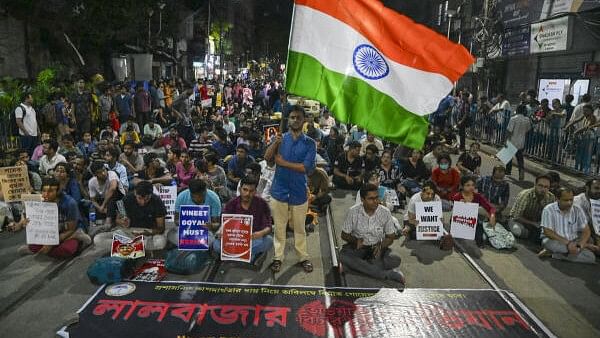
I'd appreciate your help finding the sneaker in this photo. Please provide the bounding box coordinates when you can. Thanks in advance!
[17,245,33,255]
[537,249,552,258]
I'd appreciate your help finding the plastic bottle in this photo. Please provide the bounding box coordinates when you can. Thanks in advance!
[89,204,96,226]
[171,178,177,186]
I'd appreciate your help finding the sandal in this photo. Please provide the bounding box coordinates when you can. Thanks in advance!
[270,260,282,273]
[300,260,313,273]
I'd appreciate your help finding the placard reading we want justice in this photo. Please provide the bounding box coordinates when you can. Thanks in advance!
[415,201,444,240]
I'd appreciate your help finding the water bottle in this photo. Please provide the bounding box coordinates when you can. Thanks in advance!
[171,178,177,186]
[89,204,96,226]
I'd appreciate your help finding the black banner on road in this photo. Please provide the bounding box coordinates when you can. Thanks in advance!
[64,281,551,337]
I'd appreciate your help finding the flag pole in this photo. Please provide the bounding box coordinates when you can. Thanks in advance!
[283,1,297,90]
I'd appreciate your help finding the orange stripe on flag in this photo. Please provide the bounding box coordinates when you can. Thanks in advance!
[295,0,474,82]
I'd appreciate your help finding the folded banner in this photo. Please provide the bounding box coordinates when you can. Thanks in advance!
[286,0,474,149]
[63,281,551,337]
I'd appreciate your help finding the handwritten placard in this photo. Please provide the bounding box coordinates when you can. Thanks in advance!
[496,141,518,165]
[591,199,600,235]
[24,201,59,245]
[221,214,253,263]
[0,166,31,202]
[154,185,177,223]
[415,201,444,240]
[450,201,479,240]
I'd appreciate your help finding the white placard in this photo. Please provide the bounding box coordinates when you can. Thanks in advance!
[450,201,479,240]
[530,16,570,53]
[590,199,600,236]
[496,141,518,165]
[201,98,213,108]
[415,201,444,240]
[24,201,59,245]
[153,185,177,224]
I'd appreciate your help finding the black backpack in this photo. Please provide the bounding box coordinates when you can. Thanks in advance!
[9,104,26,137]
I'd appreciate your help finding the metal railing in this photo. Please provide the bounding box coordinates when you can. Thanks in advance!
[468,110,599,176]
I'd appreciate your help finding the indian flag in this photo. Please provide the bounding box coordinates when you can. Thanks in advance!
[285,0,474,149]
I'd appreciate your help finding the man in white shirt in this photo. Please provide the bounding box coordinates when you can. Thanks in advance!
[506,104,532,180]
[38,140,67,176]
[319,109,336,136]
[540,188,596,263]
[222,114,236,135]
[568,94,591,130]
[423,142,443,173]
[143,118,163,141]
[403,180,442,240]
[360,133,384,156]
[15,93,39,156]
[88,161,126,227]
[340,184,405,285]
[574,178,600,248]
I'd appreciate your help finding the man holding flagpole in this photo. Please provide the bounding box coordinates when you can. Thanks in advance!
[265,105,316,273]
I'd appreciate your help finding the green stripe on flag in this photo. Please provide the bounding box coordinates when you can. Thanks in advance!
[286,51,429,149]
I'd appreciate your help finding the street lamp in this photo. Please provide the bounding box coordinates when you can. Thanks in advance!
[446,9,457,40]
[148,9,154,45]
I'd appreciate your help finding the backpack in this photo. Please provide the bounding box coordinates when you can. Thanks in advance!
[483,222,515,250]
[9,104,26,137]
[165,249,210,275]
[87,256,136,285]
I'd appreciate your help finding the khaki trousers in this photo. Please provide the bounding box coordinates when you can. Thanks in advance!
[271,198,309,262]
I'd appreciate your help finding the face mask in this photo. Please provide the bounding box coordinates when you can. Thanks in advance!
[440,163,449,170]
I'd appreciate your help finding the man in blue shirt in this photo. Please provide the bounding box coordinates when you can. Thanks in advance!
[227,144,255,190]
[168,178,222,246]
[266,105,316,273]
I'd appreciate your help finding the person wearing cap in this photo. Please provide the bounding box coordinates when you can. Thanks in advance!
[333,141,364,190]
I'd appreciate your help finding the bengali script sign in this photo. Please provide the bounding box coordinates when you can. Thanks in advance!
[24,201,59,245]
[221,214,253,263]
[450,202,479,240]
[0,165,31,202]
[178,205,210,250]
[415,201,444,240]
[65,281,550,338]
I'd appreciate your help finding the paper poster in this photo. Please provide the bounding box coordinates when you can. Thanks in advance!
[263,124,280,145]
[129,259,166,282]
[415,201,444,240]
[496,141,518,165]
[154,185,177,223]
[201,98,213,108]
[450,202,479,240]
[221,214,253,263]
[0,165,31,202]
[590,199,600,235]
[111,233,145,259]
[24,201,59,245]
[385,189,400,207]
[178,205,210,250]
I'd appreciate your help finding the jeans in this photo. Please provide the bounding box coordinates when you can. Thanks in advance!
[575,133,594,174]
[20,135,38,156]
[212,235,273,263]
[339,244,401,280]
[505,149,524,174]
[542,238,595,264]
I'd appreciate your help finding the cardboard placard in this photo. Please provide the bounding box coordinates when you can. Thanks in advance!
[590,199,600,235]
[24,201,59,245]
[0,165,31,202]
[111,233,145,259]
[178,205,210,250]
[263,124,280,145]
[415,201,444,240]
[153,185,177,223]
[221,214,253,263]
[450,202,479,240]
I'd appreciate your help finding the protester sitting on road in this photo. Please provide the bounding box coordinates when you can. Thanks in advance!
[166,147,181,176]
[538,187,597,263]
[423,142,443,173]
[58,134,83,157]
[119,141,144,179]
[546,171,561,201]
[197,152,231,202]
[477,165,510,223]
[332,140,364,190]
[18,177,90,258]
[378,150,402,195]
[399,149,430,206]
[363,144,381,172]
[53,162,82,205]
[169,178,222,247]
[154,126,187,150]
[574,178,600,252]
[39,139,67,177]
[451,175,497,247]
[212,176,273,264]
[509,174,555,243]
[431,153,460,202]
[175,150,197,192]
[403,180,443,240]
[104,147,129,191]
[360,133,384,156]
[457,142,482,177]
[227,143,255,191]
[88,161,126,227]
[355,171,389,207]
[132,152,173,187]
[119,124,141,146]
[119,116,141,135]
[340,183,405,285]
[308,166,332,214]
[235,162,271,202]
[76,132,97,161]
[143,118,163,141]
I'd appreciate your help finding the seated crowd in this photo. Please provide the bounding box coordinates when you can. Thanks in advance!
[2,79,599,290]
